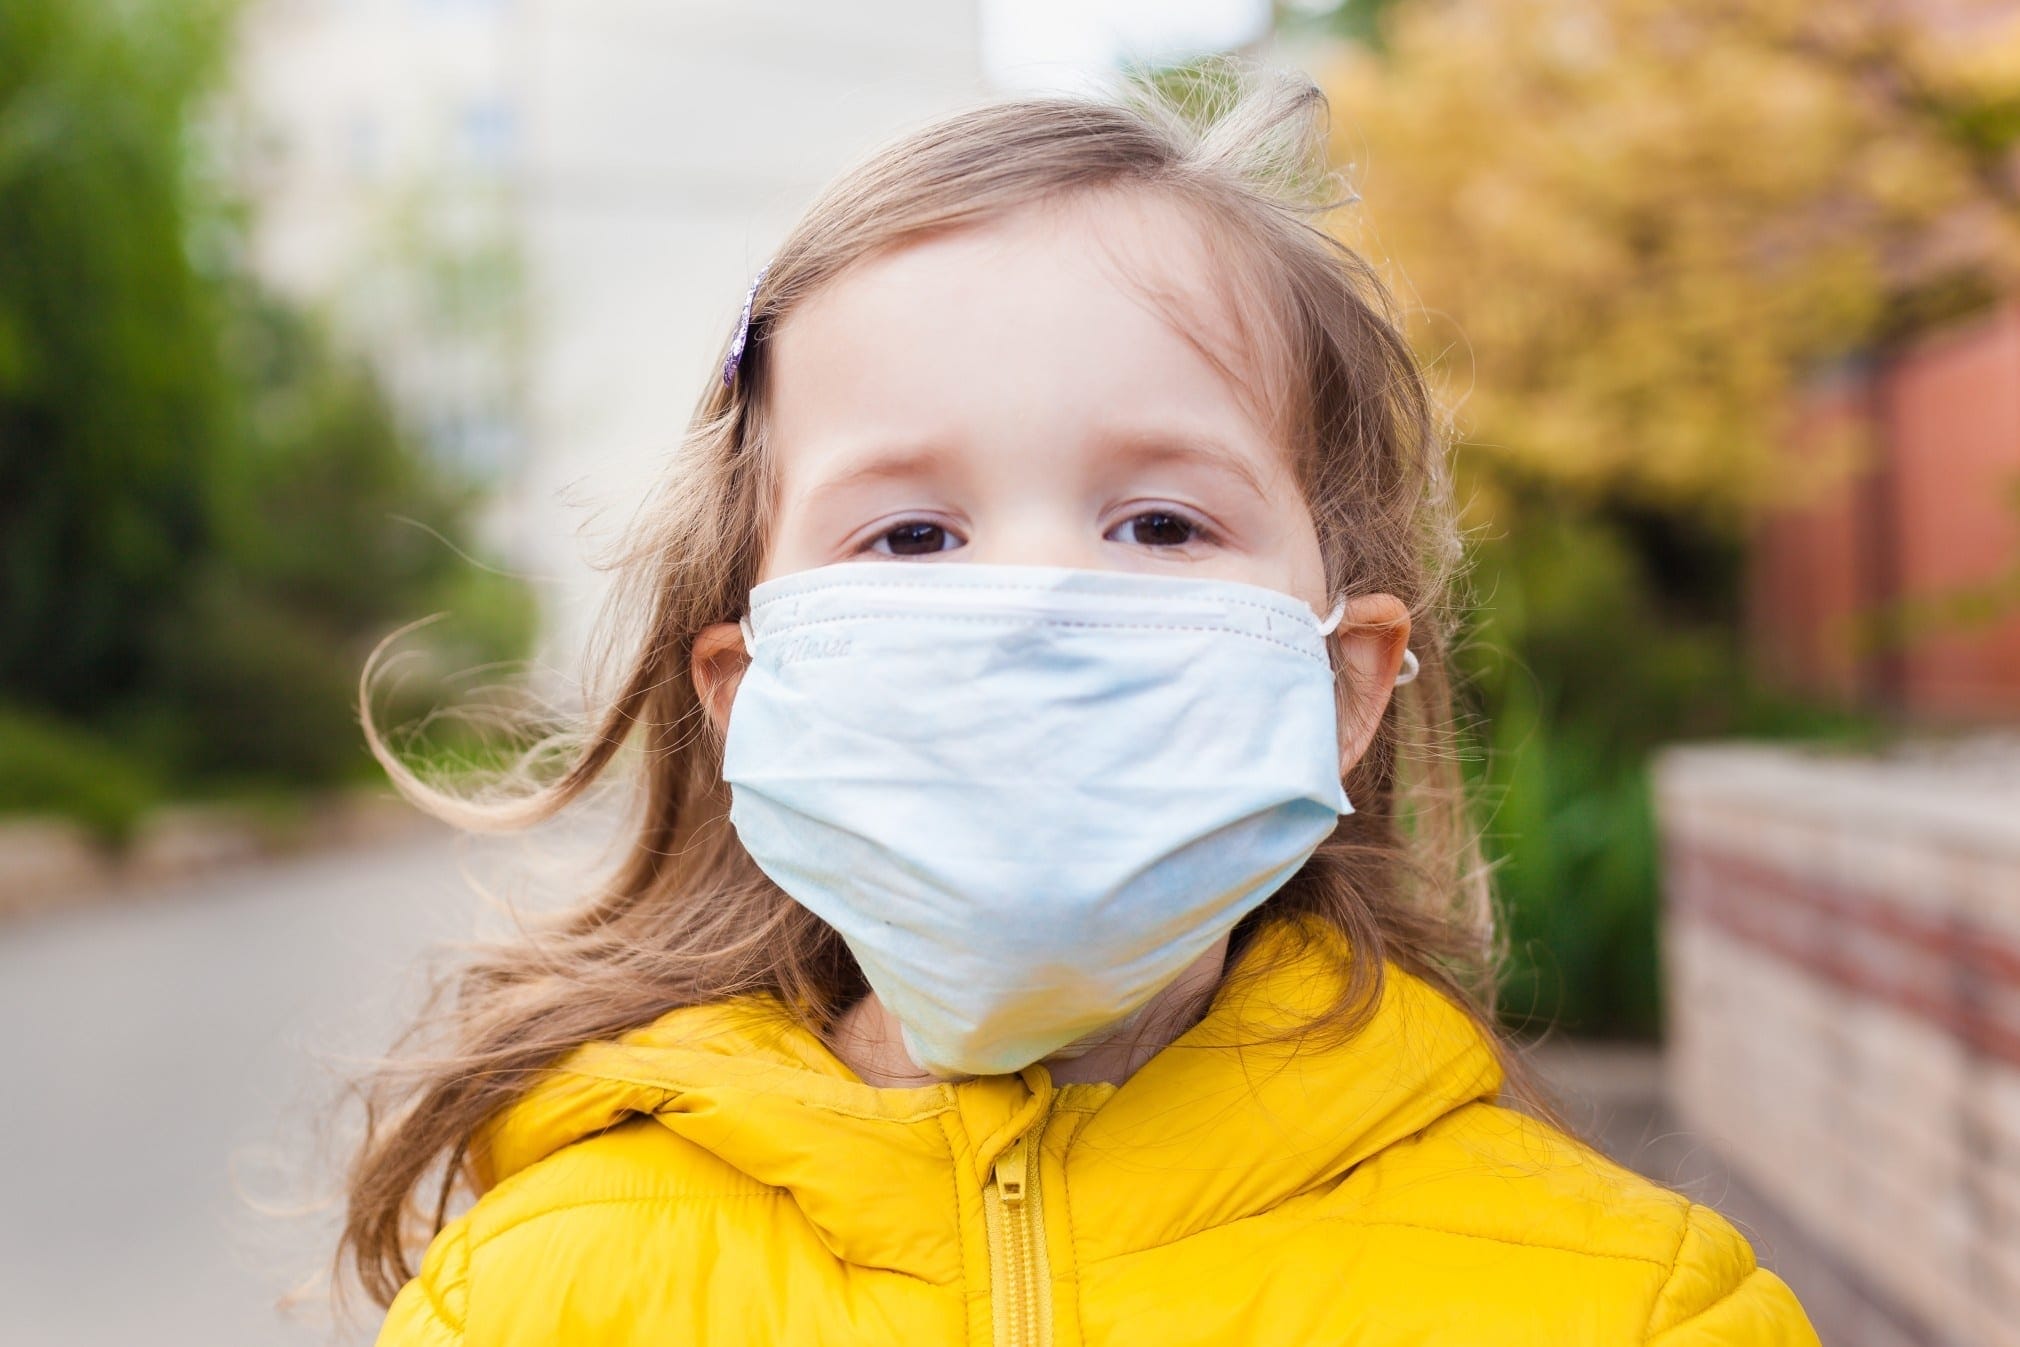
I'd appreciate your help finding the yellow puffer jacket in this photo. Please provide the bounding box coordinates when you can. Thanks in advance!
[377,916,1819,1345]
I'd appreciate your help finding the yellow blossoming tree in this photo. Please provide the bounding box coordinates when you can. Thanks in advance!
[1321,0,2020,522]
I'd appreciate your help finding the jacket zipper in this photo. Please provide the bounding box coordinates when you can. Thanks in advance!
[984,1127,1054,1347]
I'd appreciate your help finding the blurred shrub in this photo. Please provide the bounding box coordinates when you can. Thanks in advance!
[1449,501,1869,1037]
[0,706,162,844]
[1455,492,1885,1039]
[0,0,237,712]
[0,0,533,818]
[149,289,535,787]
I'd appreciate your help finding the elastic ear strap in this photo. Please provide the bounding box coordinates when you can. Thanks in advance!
[1318,601,1415,687]
[739,615,756,651]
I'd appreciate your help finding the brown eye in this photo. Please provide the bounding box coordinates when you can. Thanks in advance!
[874,521,957,556]
[1119,511,1198,547]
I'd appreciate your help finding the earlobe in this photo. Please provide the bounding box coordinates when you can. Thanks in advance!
[690,621,752,735]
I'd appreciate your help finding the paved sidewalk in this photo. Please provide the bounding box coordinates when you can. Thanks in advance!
[0,819,619,1347]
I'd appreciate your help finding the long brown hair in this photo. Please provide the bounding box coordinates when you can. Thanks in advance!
[339,66,1543,1312]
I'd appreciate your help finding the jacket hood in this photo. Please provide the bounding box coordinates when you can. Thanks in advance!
[473,914,1505,1273]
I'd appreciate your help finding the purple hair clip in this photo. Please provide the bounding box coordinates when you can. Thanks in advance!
[721,260,772,389]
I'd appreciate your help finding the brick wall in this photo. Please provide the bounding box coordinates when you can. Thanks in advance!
[1655,738,2020,1347]
[1751,300,2020,721]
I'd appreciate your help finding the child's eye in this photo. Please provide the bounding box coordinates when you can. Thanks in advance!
[1108,510,1209,548]
[869,521,962,556]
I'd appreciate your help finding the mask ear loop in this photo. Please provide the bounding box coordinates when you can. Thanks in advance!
[739,615,756,652]
[1317,597,1420,686]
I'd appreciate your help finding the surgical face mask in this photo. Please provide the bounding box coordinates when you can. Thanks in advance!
[722,562,1356,1080]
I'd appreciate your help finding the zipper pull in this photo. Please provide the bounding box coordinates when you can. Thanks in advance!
[996,1135,1029,1208]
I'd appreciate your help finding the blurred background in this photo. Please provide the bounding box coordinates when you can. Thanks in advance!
[2,1,2017,1343]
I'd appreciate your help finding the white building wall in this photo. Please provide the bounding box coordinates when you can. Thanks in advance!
[237,0,527,493]
[507,1,985,686]
[235,0,985,689]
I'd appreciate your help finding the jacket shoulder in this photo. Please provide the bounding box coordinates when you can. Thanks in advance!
[376,1119,783,1346]
[1335,1101,1819,1343]
[1644,1203,1819,1345]
[377,1213,469,1346]
[465,1113,772,1247]
[1344,1099,1709,1261]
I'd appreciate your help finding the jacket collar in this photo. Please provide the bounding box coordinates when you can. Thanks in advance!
[476,914,1504,1281]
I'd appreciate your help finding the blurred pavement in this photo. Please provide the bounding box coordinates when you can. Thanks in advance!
[0,835,1880,1347]
[0,821,619,1347]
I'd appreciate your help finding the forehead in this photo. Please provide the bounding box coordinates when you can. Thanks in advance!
[763,187,1293,446]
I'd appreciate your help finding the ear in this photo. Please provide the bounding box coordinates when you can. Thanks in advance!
[691,621,751,735]
[1329,593,1412,778]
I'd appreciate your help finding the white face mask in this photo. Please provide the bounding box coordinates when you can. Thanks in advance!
[722,562,1355,1079]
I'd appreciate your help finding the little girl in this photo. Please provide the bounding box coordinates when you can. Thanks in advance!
[343,72,1819,1346]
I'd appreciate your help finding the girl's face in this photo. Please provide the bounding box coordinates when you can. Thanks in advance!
[759,190,1329,602]
[694,189,1410,772]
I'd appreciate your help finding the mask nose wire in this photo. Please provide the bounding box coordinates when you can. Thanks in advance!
[748,594,1411,678]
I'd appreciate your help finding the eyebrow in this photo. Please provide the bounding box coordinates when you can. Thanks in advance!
[792,444,950,511]
[1098,429,1276,505]
[789,430,1278,512]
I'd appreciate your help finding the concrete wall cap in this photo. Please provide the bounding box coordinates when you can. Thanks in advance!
[1651,736,2020,862]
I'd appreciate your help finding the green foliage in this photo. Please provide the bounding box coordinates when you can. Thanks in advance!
[0,0,534,818]
[0,0,238,712]
[1277,0,1410,53]
[145,289,534,786]
[1456,492,1886,1039]
[0,705,162,843]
